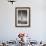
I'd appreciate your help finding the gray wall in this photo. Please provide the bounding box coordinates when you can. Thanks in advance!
[0,0,46,42]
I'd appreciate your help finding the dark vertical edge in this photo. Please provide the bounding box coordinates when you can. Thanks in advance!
[29,7,30,27]
[15,7,17,27]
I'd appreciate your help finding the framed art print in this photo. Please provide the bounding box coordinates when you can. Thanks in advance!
[15,7,30,27]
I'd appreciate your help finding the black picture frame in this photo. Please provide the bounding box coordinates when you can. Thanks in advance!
[15,7,30,27]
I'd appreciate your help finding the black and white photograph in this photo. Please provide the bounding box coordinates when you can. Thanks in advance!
[15,7,30,27]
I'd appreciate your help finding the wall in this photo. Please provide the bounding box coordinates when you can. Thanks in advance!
[0,0,46,42]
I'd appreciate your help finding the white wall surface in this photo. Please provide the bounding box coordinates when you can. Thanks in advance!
[0,0,46,42]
